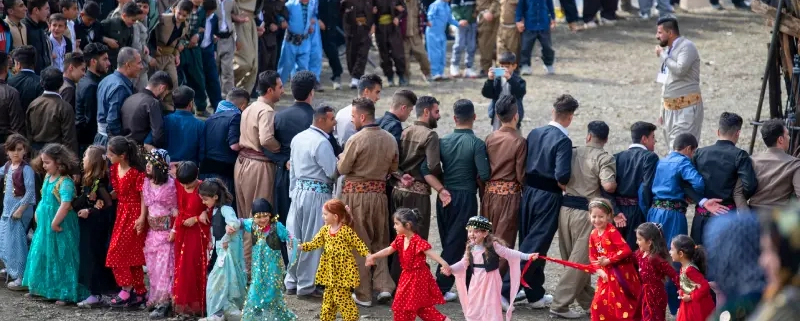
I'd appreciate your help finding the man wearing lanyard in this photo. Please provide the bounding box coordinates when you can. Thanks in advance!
[655,16,703,151]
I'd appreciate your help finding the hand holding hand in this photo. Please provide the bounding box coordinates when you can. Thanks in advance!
[483,12,493,22]
[599,257,611,267]
[440,264,452,276]
[596,269,608,280]
[135,217,146,234]
[516,21,524,33]
[78,209,90,219]
[269,23,278,32]
[393,17,399,26]
[400,174,414,187]
[281,21,288,29]
[529,253,539,261]
[681,293,691,302]
[613,213,627,228]
[257,26,266,36]
[458,20,468,27]
[199,211,210,224]
[226,225,237,234]
[439,189,452,207]
[319,20,326,31]
[168,231,175,242]
[12,208,24,220]
[365,255,375,266]
[184,216,198,227]
[95,199,105,210]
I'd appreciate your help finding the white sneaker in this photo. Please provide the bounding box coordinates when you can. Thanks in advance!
[333,81,342,90]
[376,291,392,304]
[351,293,372,307]
[549,309,583,319]
[501,296,510,311]
[639,12,652,19]
[7,278,25,291]
[350,78,359,89]
[529,294,553,309]
[600,18,616,25]
[583,21,598,29]
[449,65,461,77]
[443,291,458,302]
[520,65,533,75]
[432,74,444,81]
[544,65,555,75]
[515,289,527,300]
[464,68,478,78]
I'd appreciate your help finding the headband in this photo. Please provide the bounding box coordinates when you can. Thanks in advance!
[465,215,492,232]
[144,148,170,172]
[589,200,612,213]
[253,212,279,223]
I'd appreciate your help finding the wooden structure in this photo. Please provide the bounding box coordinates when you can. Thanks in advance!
[749,0,800,154]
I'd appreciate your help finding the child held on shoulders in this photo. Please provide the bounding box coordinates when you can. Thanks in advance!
[671,235,715,321]
[199,178,247,321]
[367,208,452,321]
[635,222,679,321]
[440,215,536,321]
[0,135,36,291]
[300,199,370,321]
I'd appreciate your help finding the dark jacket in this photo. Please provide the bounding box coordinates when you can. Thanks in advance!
[516,0,554,31]
[376,111,403,146]
[483,72,526,129]
[26,92,79,153]
[59,78,77,109]
[0,79,26,147]
[75,71,102,146]
[263,102,314,166]
[21,16,51,73]
[8,70,42,110]
[74,19,105,51]
[120,89,165,147]
[101,17,134,70]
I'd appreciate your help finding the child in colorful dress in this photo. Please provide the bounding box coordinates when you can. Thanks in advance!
[23,143,89,304]
[367,208,452,321]
[588,198,641,321]
[74,145,117,308]
[438,215,535,321]
[670,234,715,321]
[240,198,297,321]
[0,135,36,290]
[142,149,178,318]
[200,179,247,321]
[635,222,679,321]
[300,199,370,321]
[106,136,148,308]
[172,161,210,316]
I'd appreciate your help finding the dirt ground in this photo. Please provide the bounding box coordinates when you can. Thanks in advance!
[0,9,769,321]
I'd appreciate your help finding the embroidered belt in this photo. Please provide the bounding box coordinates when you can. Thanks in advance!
[378,14,394,25]
[394,180,431,195]
[652,199,688,214]
[616,197,638,207]
[662,93,702,111]
[157,46,178,56]
[286,32,309,45]
[342,180,386,194]
[696,204,735,217]
[148,216,173,231]
[238,148,273,163]
[486,180,521,195]
[355,17,368,25]
[296,179,333,194]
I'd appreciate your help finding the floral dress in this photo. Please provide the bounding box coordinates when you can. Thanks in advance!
[241,220,295,321]
[636,251,679,321]
[0,163,35,280]
[22,175,89,302]
[589,223,641,321]
[142,177,177,306]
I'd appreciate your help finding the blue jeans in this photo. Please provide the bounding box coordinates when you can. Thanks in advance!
[201,44,222,111]
[520,30,555,67]
[638,0,674,16]
[451,22,477,69]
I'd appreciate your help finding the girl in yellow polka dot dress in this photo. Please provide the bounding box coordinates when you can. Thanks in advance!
[299,199,370,321]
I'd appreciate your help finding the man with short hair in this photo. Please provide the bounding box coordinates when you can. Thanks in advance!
[656,17,703,150]
[0,51,25,162]
[73,1,103,51]
[689,112,757,245]
[22,0,51,73]
[613,121,659,251]
[749,119,800,211]
[505,94,578,309]
[235,70,282,271]
[101,2,141,71]
[76,42,110,151]
[377,89,416,144]
[59,52,86,109]
[4,0,28,50]
[433,99,490,302]
[338,97,398,307]
[8,45,42,109]
[120,70,173,147]
[26,67,78,152]
[153,0,191,112]
[284,105,338,299]
[199,87,251,210]
[550,121,616,319]
[164,86,204,165]
[95,47,142,146]
[334,73,382,147]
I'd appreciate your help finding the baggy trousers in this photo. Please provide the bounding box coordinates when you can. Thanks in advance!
[217,36,236,97]
[496,25,521,63]
[180,47,208,112]
[320,286,360,321]
[321,27,344,81]
[277,37,311,85]
[478,18,499,72]
[342,190,395,301]
[481,186,520,276]
[425,27,447,77]
[233,16,258,93]
[346,26,372,78]
[284,188,329,295]
[662,102,703,152]
[201,43,222,110]
[550,206,595,313]
[435,189,478,294]
[502,186,561,301]
[583,0,618,22]
[375,23,406,79]
[154,54,178,111]
[617,203,647,251]
[403,35,431,77]
[308,23,324,81]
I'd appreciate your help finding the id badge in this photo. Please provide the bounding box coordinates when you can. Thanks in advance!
[656,72,667,84]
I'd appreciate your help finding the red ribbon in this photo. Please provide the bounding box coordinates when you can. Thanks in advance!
[520,256,598,288]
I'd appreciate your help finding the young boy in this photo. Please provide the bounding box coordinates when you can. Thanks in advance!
[483,52,526,131]
[74,1,103,51]
[425,0,459,80]
[133,0,156,91]
[450,0,477,78]
[101,2,142,70]
[515,0,555,75]
[58,0,78,51]
[155,0,191,112]
[48,13,73,71]
[59,52,86,108]
[277,0,315,85]
[199,0,221,110]
[178,0,209,116]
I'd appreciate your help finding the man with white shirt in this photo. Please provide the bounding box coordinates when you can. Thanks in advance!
[655,17,703,150]
[502,94,579,311]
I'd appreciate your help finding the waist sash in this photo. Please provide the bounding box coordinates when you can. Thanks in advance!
[343,180,386,194]
[148,216,172,231]
[652,199,688,214]
[393,180,431,195]
[524,174,562,194]
[296,179,333,194]
[486,180,521,195]
[662,93,702,110]
[616,196,638,207]
[238,148,273,163]
[562,195,589,211]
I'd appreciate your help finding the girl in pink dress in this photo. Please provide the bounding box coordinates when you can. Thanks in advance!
[444,215,537,321]
[366,208,452,321]
[142,149,178,318]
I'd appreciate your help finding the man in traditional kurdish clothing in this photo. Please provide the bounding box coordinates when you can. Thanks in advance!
[613,121,659,251]
[503,94,578,309]
[234,70,283,272]
[476,0,499,76]
[401,0,431,83]
[549,121,616,319]
[482,94,525,280]
[337,97,398,307]
[233,0,262,93]
[689,112,756,245]
[432,99,490,302]
[341,0,374,89]
[284,105,338,299]
[749,120,800,211]
[374,0,406,86]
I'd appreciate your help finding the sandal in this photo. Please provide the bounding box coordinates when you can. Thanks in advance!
[77,295,104,309]
[109,290,132,308]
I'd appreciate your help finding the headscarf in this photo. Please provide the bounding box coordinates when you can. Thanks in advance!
[216,100,240,114]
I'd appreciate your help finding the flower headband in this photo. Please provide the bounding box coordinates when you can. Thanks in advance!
[589,200,612,213]
[254,212,279,223]
[145,149,170,172]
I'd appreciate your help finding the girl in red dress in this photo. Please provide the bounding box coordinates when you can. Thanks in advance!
[588,198,641,321]
[105,137,148,308]
[366,208,452,321]
[172,162,210,316]
[670,235,715,321]
[635,222,679,321]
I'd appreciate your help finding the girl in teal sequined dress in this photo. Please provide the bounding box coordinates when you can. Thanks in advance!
[240,198,297,321]
[22,144,89,304]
